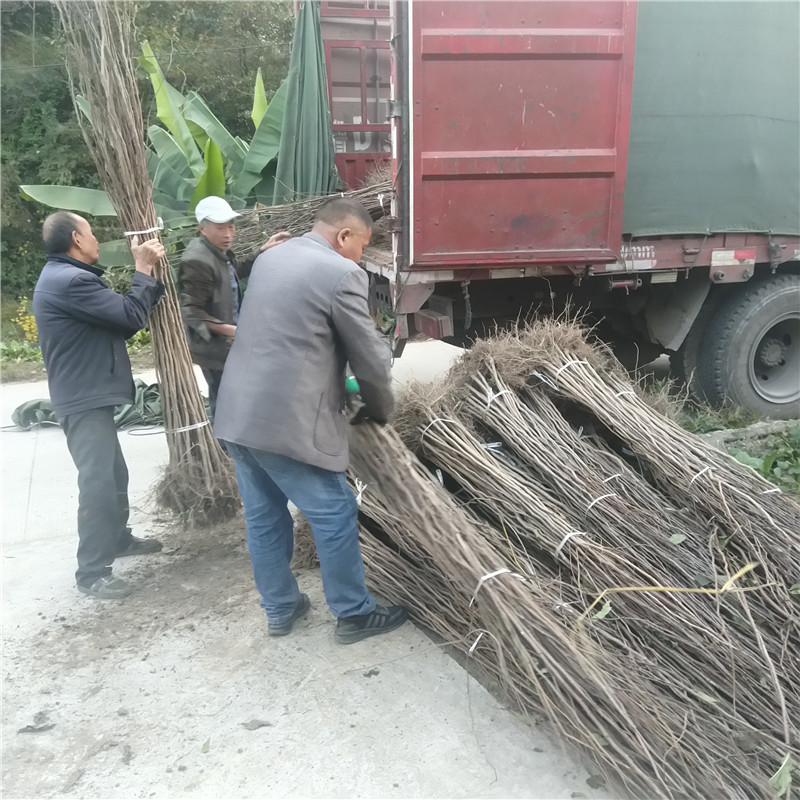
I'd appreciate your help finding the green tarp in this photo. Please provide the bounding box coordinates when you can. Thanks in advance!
[623,1,800,237]
[272,0,341,204]
[9,380,204,430]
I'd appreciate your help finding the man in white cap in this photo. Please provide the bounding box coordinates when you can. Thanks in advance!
[178,196,290,417]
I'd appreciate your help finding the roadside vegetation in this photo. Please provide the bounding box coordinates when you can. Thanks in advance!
[648,375,800,495]
[1,0,293,380]
[2,0,294,297]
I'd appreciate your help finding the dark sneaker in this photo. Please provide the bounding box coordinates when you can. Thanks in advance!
[268,594,311,637]
[335,604,408,644]
[77,575,132,600]
[116,536,163,557]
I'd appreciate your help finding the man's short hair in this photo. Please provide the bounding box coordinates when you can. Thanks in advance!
[314,197,373,231]
[42,211,82,254]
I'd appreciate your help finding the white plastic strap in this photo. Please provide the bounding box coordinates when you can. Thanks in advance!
[468,632,485,654]
[689,466,711,487]
[354,479,368,506]
[420,417,456,444]
[614,390,635,398]
[554,359,588,378]
[553,600,580,611]
[486,388,513,408]
[587,493,617,512]
[434,469,444,486]
[530,371,558,390]
[124,218,164,236]
[469,568,525,607]
[377,193,386,212]
[761,487,781,494]
[482,442,504,451]
[602,473,622,483]
[554,531,587,561]
[170,420,210,434]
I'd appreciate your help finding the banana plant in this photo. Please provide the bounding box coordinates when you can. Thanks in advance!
[20,45,288,264]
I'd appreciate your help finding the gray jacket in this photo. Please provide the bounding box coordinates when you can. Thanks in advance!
[213,232,393,472]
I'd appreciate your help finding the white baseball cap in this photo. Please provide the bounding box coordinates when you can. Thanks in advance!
[195,196,242,224]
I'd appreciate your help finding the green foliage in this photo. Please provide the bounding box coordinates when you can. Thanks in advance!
[133,2,294,138]
[189,139,226,212]
[138,40,206,179]
[251,68,268,130]
[127,328,152,352]
[20,185,117,216]
[0,340,42,363]
[732,425,800,495]
[100,265,135,294]
[680,403,759,434]
[10,37,293,263]
[1,0,293,299]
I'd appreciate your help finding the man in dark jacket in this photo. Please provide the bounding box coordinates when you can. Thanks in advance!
[33,211,166,600]
[177,196,289,417]
[215,198,408,644]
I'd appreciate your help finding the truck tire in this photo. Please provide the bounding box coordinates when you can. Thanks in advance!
[699,274,800,419]
[671,286,732,399]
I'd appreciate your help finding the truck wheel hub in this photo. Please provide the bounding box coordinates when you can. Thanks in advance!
[756,337,787,368]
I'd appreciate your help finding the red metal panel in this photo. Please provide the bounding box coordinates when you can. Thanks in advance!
[335,153,390,189]
[407,1,637,270]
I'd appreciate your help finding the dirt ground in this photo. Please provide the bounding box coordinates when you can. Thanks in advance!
[3,512,609,800]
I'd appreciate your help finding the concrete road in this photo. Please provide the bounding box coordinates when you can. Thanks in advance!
[1,341,609,799]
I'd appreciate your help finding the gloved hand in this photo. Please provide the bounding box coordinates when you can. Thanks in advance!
[350,405,388,426]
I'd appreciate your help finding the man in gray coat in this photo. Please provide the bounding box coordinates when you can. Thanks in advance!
[214,197,407,643]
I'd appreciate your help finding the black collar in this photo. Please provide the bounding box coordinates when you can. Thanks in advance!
[47,253,103,277]
[198,235,234,261]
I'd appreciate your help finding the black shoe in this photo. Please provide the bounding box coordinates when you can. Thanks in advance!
[335,604,408,644]
[116,536,163,558]
[268,594,311,637]
[77,575,132,599]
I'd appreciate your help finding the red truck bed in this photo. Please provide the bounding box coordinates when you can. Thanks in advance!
[403,1,636,270]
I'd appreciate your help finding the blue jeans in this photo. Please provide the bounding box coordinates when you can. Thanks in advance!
[223,442,376,624]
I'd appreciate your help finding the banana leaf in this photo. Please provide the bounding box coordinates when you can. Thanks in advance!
[251,68,268,130]
[145,149,195,204]
[186,119,209,153]
[253,161,278,207]
[183,91,247,175]
[75,95,93,125]
[189,139,226,212]
[98,239,135,267]
[138,41,204,178]
[147,126,195,180]
[150,191,194,227]
[20,185,116,216]
[230,79,288,200]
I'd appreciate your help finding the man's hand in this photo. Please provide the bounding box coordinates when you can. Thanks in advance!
[207,322,236,338]
[130,235,165,276]
[259,231,292,252]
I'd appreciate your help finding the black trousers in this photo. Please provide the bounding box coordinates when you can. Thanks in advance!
[201,367,223,420]
[61,407,132,586]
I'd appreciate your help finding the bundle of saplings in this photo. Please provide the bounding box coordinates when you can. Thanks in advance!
[344,320,799,799]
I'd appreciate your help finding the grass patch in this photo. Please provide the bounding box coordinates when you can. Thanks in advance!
[638,377,799,495]
[679,403,760,434]
[729,424,800,495]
